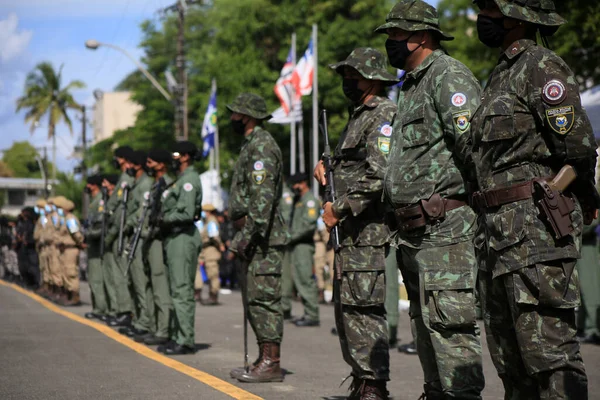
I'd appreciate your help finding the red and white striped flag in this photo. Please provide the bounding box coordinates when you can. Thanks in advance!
[274,47,296,115]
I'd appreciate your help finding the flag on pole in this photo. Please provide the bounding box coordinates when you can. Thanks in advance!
[292,39,314,98]
[274,47,296,115]
[269,101,303,124]
[201,83,218,157]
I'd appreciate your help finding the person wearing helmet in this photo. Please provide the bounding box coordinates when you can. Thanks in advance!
[314,47,398,399]
[471,1,596,398]
[227,93,289,383]
[377,1,485,398]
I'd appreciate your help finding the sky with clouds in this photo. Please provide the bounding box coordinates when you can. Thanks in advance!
[0,0,438,174]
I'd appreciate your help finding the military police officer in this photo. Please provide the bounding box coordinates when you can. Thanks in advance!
[227,93,288,383]
[471,0,597,397]
[158,141,202,355]
[378,1,485,398]
[315,47,398,399]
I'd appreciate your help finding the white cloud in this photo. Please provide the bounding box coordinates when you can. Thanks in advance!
[0,13,32,63]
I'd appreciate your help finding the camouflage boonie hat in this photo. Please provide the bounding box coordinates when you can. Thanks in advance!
[493,0,566,27]
[375,0,454,41]
[226,93,271,120]
[329,48,399,86]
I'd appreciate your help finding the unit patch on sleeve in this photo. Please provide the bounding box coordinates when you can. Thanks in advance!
[254,161,264,171]
[542,79,567,105]
[452,110,471,133]
[546,105,574,135]
[183,183,193,192]
[66,218,80,234]
[379,124,393,137]
[378,137,391,154]
[451,93,467,107]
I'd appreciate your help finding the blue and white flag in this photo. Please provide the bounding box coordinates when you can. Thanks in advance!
[201,82,218,157]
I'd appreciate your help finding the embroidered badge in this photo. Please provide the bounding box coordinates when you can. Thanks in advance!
[452,110,471,132]
[143,191,150,200]
[254,161,264,171]
[252,171,266,184]
[378,137,391,154]
[308,208,317,218]
[117,189,123,198]
[121,181,128,189]
[162,190,169,199]
[183,183,193,192]
[546,105,574,135]
[380,124,393,137]
[451,93,467,107]
[307,200,316,208]
[542,79,567,105]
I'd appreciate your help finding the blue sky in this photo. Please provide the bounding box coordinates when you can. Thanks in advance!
[0,0,438,172]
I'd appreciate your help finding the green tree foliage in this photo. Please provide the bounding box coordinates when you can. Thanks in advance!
[90,0,397,179]
[0,161,13,178]
[1,141,54,179]
[54,172,86,219]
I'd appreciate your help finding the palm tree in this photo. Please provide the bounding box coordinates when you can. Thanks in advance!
[16,62,85,192]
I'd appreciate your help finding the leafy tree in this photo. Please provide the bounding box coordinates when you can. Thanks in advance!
[16,62,85,185]
[0,161,13,178]
[54,172,86,219]
[1,141,55,179]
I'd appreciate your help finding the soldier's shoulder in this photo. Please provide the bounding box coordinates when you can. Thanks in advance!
[252,127,282,157]
[435,54,478,82]
[372,96,397,114]
[523,45,572,81]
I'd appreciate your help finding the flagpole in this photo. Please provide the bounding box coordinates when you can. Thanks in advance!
[299,110,305,173]
[213,78,220,179]
[290,32,297,175]
[311,24,319,197]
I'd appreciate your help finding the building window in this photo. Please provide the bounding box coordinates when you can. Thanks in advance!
[7,190,25,206]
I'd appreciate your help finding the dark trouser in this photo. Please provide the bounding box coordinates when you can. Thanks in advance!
[18,247,39,287]
[479,261,588,400]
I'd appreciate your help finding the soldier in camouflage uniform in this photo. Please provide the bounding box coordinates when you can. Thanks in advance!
[377,1,485,398]
[280,182,295,319]
[227,93,288,383]
[471,1,597,398]
[315,48,398,400]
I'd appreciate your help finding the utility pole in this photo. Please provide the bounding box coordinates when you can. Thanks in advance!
[42,147,49,198]
[81,105,89,219]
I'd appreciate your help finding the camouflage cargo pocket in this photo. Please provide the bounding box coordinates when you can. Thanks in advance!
[340,271,385,306]
[487,201,526,252]
[511,260,580,309]
[251,250,283,276]
[424,268,477,329]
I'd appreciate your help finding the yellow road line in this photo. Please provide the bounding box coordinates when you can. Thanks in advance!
[0,280,262,400]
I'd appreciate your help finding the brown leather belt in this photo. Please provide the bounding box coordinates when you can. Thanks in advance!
[472,179,547,209]
[394,195,467,231]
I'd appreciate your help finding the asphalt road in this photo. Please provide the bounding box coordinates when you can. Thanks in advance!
[1,281,599,400]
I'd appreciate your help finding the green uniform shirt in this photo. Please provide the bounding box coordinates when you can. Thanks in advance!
[229,126,288,247]
[142,174,173,239]
[280,184,294,227]
[384,49,481,248]
[161,166,202,229]
[125,172,154,234]
[106,172,134,245]
[86,192,104,242]
[289,190,319,246]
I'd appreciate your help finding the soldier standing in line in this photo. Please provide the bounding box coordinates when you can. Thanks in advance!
[287,173,320,327]
[227,93,288,383]
[157,141,202,355]
[377,1,485,398]
[313,213,328,304]
[34,199,50,296]
[100,174,120,320]
[280,181,296,320]
[46,197,64,302]
[84,175,110,320]
[314,48,398,399]
[104,146,135,328]
[471,0,597,397]
[120,150,154,338]
[136,149,173,346]
[196,203,224,306]
[53,196,84,306]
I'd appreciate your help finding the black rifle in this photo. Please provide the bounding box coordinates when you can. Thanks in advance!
[99,187,108,258]
[321,110,341,258]
[117,184,129,255]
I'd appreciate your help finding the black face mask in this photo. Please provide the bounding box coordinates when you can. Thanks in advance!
[385,35,418,69]
[292,187,302,197]
[126,167,137,177]
[477,15,507,48]
[231,119,246,135]
[342,79,364,103]
[112,158,121,170]
[171,158,182,172]
[84,187,92,195]
[147,168,156,177]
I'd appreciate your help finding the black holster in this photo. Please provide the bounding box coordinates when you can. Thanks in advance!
[532,179,575,239]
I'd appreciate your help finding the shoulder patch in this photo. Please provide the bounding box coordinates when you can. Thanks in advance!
[66,218,80,234]
[253,161,264,171]
[546,106,574,135]
[183,183,193,192]
[143,191,150,200]
[379,124,393,137]
[542,79,567,105]
[451,93,467,107]
[162,190,169,199]
[378,137,391,154]
[452,110,471,132]
[307,200,316,208]
[308,208,317,218]
[252,170,266,185]
[121,181,128,189]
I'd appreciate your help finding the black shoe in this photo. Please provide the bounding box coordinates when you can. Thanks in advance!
[85,312,102,320]
[134,332,154,343]
[283,310,292,320]
[157,340,176,353]
[398,341,417,354]
[291,315,306,324]
[108,313,132,327]
[581,333,600,345]
[294,318,320,327]
[165,343,195,355]
[331,327,338,336]
[118,327,133,336]
[145,335,169,346]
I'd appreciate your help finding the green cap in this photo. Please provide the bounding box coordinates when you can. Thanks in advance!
[226,93,271,120]
[329,47,399,86]
[493,0,566,30]
[375,0,454,40]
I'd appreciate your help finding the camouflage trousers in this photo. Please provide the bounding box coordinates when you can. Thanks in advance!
[479,260,588,400]
[335,245,389,381]
[247,249,284,343]
[397,240,484,399]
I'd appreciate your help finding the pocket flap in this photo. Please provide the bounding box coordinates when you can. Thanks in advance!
[424,268,475,291]
[482,95,516,142]
[401,105,428,148]
[488,202,526,252]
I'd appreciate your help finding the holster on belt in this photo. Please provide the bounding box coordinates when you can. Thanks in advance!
[394,194,465,232]
[532,179,575,239]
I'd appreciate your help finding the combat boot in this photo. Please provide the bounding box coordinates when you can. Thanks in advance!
[348,378,389,400]
[318,289,326,304]
[236,342,284,383]
[63,291,81,306]
[54,287,67,304]
[202,292,219,306]
[35,283,49,297]
[230,343,263,379]
[194,289,202,302]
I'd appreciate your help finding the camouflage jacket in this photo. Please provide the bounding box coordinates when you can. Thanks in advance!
[289,190,319,246]
[384,49,480,248]
[332,95,395,247]
[471,39,597,276]
[229,126,288,249]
